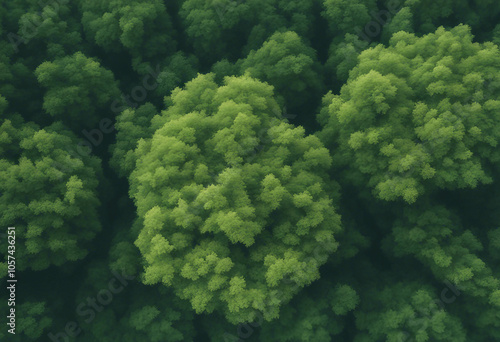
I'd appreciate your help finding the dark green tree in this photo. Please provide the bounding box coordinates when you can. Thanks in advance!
[79,0,177,69]
[240,31,324,111]
[179,0,318,64]
[73,261,196,342]
[35,52,120,130]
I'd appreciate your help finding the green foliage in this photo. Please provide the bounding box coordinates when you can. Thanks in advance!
[319,25,500,203]
[16,302,53,340]
[325,33,371,84]
[494,24,500,46]
[35,52,120,129]
[0,301,53,341]
[381,6,414,43]
[240,31,323,108]
[322,0,376,34]
[129,74,341,324]
[0,114,102,272]
[354,281,467,342]
[259,282,358,341]
[179,0,317,63]
[110,103,158,178]
[381,203,500,335]
[393,0,500,40]
[154,52,199,98]
[74,261,196,342]
[79,0,176,65]
[2,0,500,340]
[211,59,240,84]
[16,1,84,59]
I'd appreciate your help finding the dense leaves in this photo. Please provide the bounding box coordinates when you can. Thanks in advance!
[319,25,500,203]
[0,114,102,273]
[127,74,341,324]
[79,0,176,69]
[2,1,500,341]
[240,31,323,109]
[35,52,120,129]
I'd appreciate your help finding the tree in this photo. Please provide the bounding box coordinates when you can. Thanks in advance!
[324,33,371,86]
[494,24,500,46]
[258,282,358,341]
[15,1,85,60]
[240,31,324,111]
[78,0,176,68]
[385,0,500,42]
[320,0,381,90]
[35,52,120,130]
[153,52,199,99]
[354,279,467,341]
[0,113,102,272]
[74,261,196,342]
[179,0,317,64]
[322,0,500,90]
[126,74,342,324]
[318,25,500,203]
[382,203,500,339]
[2,1,500,340]
[0,300,54,341]
[110,102,158,178]
[322,0,376,35]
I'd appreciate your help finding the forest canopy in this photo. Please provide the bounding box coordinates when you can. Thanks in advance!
[1,0,500,341]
